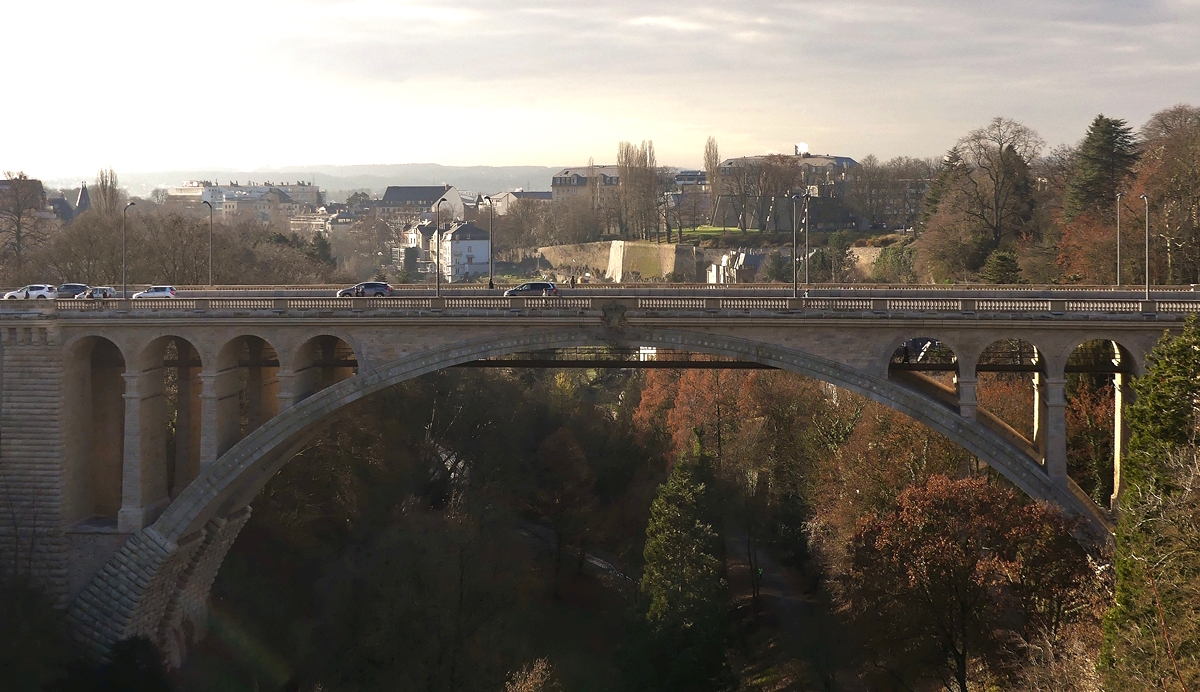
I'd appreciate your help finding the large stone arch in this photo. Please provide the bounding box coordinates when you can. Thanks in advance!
[69,324,1113,659]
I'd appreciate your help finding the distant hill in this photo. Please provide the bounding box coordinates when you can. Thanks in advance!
[46,163,559,202]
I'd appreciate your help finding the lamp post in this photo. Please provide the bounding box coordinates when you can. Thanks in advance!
[803,190,811,285]
[1141,193,1150,300]
[122,201,135,299]
[435,198,450,297]
[483,195,495,290]
[201,200,214,287]
[1115,192,1123,287]
[790,193,800,298]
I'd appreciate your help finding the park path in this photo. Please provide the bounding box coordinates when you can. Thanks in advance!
[725,529,866,692]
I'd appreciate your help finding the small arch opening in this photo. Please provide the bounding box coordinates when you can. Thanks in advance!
[293,335,358,402]
[216,336,282,458]
[1065,339,1135,507]
[974,338,1044,441]
[140,336,204,499]
[64,337,126,525]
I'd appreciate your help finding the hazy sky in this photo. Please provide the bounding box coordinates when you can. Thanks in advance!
[5,0,1199,178]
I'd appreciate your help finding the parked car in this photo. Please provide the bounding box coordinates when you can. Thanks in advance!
[131,286,177,299]
[56,283,89,298]
[77,286,116,300]
[4,284,57,299]
[337,282,394,297]
[503,282,559,297]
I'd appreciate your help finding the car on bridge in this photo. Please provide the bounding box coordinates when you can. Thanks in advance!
[504,281,560,297]
[4,284,58,299]
[76,286,116,299]
[56,283,90,298]
[337,282,394,297]
[131,286,178,299]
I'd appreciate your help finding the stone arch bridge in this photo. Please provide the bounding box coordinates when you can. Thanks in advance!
[0,292,1192,663]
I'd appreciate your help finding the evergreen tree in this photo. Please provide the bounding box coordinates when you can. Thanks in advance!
[1102,316,1200,690]
[979,249,1022,284]
[1063,115,1139,222]
[638,446,730,690]
[920,147,963,227]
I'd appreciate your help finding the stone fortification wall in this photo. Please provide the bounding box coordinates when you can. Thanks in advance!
[538,241,699,282]
[537,242,612,276]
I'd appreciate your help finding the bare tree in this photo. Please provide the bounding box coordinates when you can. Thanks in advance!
[955,117,1044,245]
[758,155,800,231]
[704,136,721,223]
[617,140,660,240]
[93,167,124,217]
[721,158,760,233]
[0,172,47,277]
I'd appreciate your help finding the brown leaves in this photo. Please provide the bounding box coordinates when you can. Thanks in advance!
[843,475,1096,690]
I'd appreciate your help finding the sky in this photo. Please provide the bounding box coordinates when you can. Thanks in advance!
[4,0,1199,179]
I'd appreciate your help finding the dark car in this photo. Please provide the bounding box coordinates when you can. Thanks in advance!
[337,281,394,297]
[503,282,559,297]
[56,283,89,298]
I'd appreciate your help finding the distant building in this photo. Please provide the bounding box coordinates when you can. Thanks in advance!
[220,188,303,224]
[438,221,490,283]
[674,170,707,188]
[0,176,58,227]
[165,180,320,220]
[717,153,857,200]
[715,152,859,231]
[486,190,552,216]
[551,166,620,203]
[706,249,770,284]
[374,185,453,215]
[75,183,91,215]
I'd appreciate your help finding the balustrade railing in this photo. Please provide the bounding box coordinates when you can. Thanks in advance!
[9,295,1200,317]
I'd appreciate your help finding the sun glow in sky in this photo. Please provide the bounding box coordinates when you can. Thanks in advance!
[5,0,1199,178]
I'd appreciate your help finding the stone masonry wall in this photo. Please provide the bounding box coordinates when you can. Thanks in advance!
[0,322,69,602]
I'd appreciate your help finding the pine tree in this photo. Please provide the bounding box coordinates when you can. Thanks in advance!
[979,249,1022,284]
[639,447,730,690]
[1063,115,1139,222]
[1102,315,1200,690]
[920,147,963,227]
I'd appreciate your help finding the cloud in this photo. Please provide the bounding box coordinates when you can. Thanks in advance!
[626,15,709,32]
[2,0,1198,177]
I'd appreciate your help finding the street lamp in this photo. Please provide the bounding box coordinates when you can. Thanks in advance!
[483,195,495,290]
[802,190,811,285]
[1114,192,1123,287]
[122,201,135,299]
[790,193,801,298]
[1140,193,1150,300]
[435,198,450,297]
[201,200,214,287]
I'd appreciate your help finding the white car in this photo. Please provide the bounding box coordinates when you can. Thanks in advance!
[131,286,178,299]
[76,286,117,300]
[4,284,58,299]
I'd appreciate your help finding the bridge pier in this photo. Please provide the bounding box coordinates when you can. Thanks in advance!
[117,371,169,532]
[198,373,219,470]
[955,374,978,419]
[1112,372,1132,509]
[1033,374,1069,485]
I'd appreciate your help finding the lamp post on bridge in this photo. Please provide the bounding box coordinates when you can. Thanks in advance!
[482,195,495,290]
[122,201,135,299]
[790,193,800,297]
[1115,192,1122,286]
[1141,193,1150,300]
[201,200,214,287]
[435,198,450,297]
